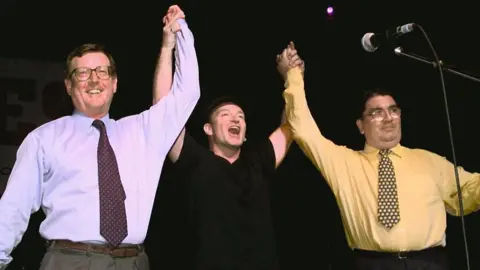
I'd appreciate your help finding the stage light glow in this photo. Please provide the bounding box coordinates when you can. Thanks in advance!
[326,6,334,15]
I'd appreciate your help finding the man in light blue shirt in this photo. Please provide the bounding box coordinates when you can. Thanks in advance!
[0,6,199,270]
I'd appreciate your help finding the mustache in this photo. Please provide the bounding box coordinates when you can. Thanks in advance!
[87,80,101,87]
[86,82,103,91]
[382,124,396,129]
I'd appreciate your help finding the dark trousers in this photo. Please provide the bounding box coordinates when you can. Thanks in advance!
[39,242,150,270]
[353,247,449,270]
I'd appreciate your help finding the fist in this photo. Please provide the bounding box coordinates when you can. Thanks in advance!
[162,5,186,49]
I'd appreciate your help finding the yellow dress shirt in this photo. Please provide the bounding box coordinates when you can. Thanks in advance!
[283,67,480,252]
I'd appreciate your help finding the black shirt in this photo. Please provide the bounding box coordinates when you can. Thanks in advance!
[175,133,278,270]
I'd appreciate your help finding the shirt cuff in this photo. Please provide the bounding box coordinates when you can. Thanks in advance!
[284,67,303,88]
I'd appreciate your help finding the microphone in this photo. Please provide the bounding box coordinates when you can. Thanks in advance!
[361,23,415,52]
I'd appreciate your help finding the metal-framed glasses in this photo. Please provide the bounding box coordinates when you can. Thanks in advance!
[364,105,402,121]
[70,66,113,81]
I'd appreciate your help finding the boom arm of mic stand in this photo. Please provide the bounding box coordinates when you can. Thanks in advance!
[394,47,480,83]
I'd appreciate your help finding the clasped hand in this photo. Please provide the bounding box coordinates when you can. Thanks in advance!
[276,41,305,79]
[162,5,185,50]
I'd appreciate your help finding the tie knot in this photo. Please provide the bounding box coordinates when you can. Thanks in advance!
[92,119,106,132]
[379,149,391,157]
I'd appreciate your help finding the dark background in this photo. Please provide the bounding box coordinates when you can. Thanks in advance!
[1,0,480,269]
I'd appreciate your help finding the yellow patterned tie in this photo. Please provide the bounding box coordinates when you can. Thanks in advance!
[377,149,400,230]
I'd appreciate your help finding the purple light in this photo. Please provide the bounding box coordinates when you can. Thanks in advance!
[327,6,334,15]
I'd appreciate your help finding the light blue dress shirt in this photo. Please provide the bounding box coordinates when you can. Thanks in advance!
[0,19,200,267]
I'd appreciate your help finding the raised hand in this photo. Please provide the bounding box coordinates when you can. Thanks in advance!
[161,5,186,49]
[276,41,305,79]
[287,42,304,74]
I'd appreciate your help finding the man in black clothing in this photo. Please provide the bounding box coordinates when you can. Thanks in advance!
[153,32,303,269]
[177,96,285,269]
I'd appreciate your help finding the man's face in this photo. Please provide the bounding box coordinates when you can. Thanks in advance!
[356,95,402,149]
[64,52,117,118]
[204,103,247,149]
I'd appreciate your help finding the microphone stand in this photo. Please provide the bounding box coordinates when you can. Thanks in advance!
[393,47,480,83]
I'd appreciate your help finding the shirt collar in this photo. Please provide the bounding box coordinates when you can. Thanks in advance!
[362,143,404,159]
[72,110,111,130]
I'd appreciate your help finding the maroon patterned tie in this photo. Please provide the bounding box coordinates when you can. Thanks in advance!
[92,119,128,246]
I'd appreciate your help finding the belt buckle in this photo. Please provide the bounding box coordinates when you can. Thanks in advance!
[110,246,129,258]
[45,240,52,248]
[396,251,407,259]
[106,245,119,257]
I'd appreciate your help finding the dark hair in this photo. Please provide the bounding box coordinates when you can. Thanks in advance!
[359,88,396,119]
[205,96,245,123]
[65,43,117,78]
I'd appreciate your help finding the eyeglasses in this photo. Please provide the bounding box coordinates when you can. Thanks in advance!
[69,66,114,81]
[364,106,402,121]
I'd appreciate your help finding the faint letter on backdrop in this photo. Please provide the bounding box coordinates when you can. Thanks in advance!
[0,58,68,197]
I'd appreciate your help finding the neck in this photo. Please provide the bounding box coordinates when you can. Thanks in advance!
[84,112,107,119]
[90,113,107,119]
[76,108,108,119]
[211,143,241,164]
[367,142,399,150]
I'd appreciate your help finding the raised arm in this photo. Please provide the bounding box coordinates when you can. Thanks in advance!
[140,10,200,159]
[0,133,43,269]
[152,5,187,162]
[268,108,291,168]
[153,5,184,103]
[282,49,355,193]
[268,42,304,168]
[152,47,175,103]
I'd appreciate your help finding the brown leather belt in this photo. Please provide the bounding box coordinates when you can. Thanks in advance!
[51,240,144,257]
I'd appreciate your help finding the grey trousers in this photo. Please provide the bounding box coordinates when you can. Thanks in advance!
[39,244,150,270]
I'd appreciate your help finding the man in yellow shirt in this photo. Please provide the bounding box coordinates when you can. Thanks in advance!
[282,44,480,270]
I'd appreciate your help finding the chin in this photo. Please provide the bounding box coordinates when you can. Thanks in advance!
[227,140,243,148]
[379,138,400,149]
[86,102,107,110]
